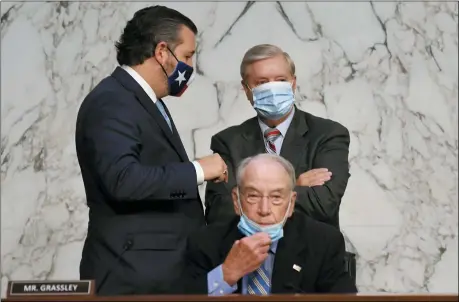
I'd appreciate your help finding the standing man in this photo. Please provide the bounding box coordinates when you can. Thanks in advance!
[206,44,350,228]
[75,6,227,295]
[204,43,354,281]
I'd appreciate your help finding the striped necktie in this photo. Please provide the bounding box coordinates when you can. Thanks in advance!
[263,128,281,154]
[247,265,271,295]
[156,100,173,132]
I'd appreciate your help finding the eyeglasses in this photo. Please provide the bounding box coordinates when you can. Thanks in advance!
[241,192,288,206]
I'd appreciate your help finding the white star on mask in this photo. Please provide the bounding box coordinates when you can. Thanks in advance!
[175,70,186,86]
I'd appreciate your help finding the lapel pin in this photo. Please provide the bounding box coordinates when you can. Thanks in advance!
[293,264,302,272]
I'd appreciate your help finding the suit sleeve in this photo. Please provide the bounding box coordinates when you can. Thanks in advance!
[82,92,197,202]
[180,233,214,294]
[294,124,350,226]
[316,229,357,293]
[204,134,238,224]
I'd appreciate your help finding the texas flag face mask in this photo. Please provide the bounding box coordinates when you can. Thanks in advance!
[162,48,195,97]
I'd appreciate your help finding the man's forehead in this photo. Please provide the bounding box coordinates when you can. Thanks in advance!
[246,56,291,79]
[245,158,286,173]
[176,26,196,47]
[241,184,288,192]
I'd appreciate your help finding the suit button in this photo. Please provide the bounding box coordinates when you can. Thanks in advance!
[123,239,133,250]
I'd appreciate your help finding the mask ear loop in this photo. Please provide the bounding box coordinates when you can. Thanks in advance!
[166,45,180,62]
[236,189,244,216]
[153,44,179,77]
[274,193,293,227]
[281,196,293,226]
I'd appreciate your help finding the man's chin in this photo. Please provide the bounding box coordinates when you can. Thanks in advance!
[257,222,276,227]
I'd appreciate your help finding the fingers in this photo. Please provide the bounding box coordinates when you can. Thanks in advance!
[246,233,271,250]
[222,165,228,183]
[210,154,228,183]
[257,244,270,254]
[251,232,271,242]
[311,168,329,173]
[298,168,332,186]
[212,169,228,183]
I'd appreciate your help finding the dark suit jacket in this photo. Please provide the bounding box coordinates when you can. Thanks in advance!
[75,67,205,295]
[205,108,350,228]
[184,212,357,294]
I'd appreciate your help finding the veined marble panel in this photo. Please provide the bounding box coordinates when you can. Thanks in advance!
[1,1,457,297]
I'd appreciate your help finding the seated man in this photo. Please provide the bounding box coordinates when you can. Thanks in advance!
[184,154,357,295]
[205,44,351,229]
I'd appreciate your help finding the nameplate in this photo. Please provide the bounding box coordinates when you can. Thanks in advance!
[7,280,94,296]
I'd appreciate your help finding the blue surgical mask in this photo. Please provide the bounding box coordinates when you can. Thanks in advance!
[159,47,195,97]
[236,192,292,242]
[251,81,295,120]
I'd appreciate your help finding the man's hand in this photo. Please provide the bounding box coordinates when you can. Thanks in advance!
[296,168,332,187]
[197,154,228,183]
[221,233,271,286]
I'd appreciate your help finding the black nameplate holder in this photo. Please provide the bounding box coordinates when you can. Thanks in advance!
[7,280,94,297]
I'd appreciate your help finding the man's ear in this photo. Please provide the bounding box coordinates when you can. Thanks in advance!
[287,191,297,218]
[292,76,297,93]
[154,41,169,65]
[232,187,241,215]
[241,80,253,105]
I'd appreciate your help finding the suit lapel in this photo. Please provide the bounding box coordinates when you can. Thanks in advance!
[111,67,188,162]
[280,108,309,173]
[219,220,244,261]
[271,215,307,293]
[241,118,266,156]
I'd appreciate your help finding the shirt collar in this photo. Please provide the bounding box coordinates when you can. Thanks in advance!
[270,240,279,254]
[258,106,295,137]
[121,65,157,103]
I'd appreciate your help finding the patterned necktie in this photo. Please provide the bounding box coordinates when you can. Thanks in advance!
[247,265,271,295]
[263,128,281,154]
[156,101,173,132]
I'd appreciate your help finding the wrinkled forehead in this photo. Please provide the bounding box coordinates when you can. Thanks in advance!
[239,160,291,191]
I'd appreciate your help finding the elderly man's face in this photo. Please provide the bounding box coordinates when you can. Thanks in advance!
[232,159,297,226]
[242,54,297,105]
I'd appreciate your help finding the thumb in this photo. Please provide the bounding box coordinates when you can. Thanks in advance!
[232,240,241,249]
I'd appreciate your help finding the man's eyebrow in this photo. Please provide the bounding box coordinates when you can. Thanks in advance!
[241,186,258,192]
[189,50,195,55]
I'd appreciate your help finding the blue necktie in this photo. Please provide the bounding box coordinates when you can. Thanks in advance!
[156,101,173,132]
[247,265,271,295]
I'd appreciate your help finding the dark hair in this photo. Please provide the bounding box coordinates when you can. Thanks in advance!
[115,5,198,66]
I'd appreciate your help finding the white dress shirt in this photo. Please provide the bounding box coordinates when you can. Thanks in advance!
[258,106,295,154]
[121,65,205,185]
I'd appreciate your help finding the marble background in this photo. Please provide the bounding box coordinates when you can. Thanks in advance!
[1,1,458,297]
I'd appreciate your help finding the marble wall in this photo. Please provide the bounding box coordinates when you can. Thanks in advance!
[1,1,458,297]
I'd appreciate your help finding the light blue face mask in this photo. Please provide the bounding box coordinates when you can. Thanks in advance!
[236,191,292,242]
[251,81,295,120]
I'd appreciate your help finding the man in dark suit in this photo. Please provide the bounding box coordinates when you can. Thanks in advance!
[205,44,351,229]
[75,6,228,295]
[185,154,357,295]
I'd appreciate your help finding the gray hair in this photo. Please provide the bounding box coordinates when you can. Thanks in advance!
[236,154,296,190]
[240,44,296,81]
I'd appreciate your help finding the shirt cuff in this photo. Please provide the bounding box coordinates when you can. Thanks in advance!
[207,265,237,296]
[192,161,205,185]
